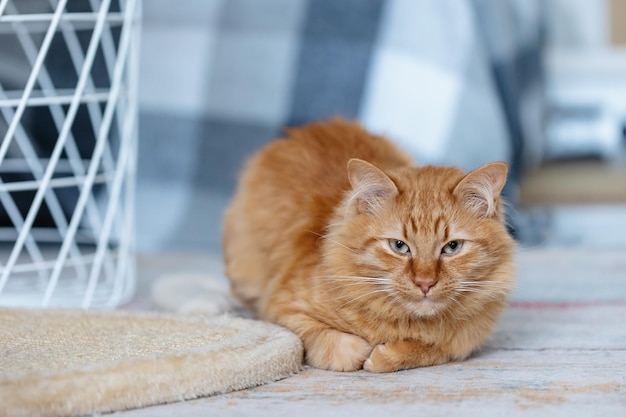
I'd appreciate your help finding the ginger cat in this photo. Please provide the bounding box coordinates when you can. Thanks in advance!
[223,118,514,372]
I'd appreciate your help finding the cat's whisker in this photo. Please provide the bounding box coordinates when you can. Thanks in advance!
[377,292,401,307]
[313,274,390,281]
[323,292,378,306]
[318,283,392,303]
[314,276,391,286]
[389,294,403,307]
[323,282,389,293]
[458,280,511,287]
[456,288,505,302]
[322,222,344,231]
[441,295,472,320]
[313,275,392,286]
[306,229,357,253]
[334,288,392,310]
[458,283,512,293]
[457,281,513,294]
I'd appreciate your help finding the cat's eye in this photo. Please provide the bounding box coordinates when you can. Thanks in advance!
[442,240,463,255]
[389,239,410,255]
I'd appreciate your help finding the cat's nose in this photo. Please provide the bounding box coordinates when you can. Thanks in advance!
[414,278,437,295]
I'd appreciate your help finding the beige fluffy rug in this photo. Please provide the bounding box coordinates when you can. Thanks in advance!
[0,308,303,417]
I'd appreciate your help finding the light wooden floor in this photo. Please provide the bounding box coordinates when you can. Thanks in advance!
[115,248,626,417]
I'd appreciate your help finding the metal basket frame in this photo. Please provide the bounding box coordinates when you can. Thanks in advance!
[0,0,141,308]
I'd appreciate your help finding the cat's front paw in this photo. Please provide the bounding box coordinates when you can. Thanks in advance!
[305,329,373,372]
[363,344,400,373]
[364,340,450,372]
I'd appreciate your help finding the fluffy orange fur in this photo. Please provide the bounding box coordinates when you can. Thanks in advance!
[223,118,515,372]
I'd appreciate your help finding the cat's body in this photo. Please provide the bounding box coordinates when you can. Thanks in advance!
[223,119,514,372]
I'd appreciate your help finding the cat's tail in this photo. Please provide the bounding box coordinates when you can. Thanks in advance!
[151,273,251,318]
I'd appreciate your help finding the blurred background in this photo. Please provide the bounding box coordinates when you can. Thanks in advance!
[135,0,626,254]
[0,0,624,310]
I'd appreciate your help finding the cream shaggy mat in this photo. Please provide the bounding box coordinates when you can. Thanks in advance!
[0,308,303,417]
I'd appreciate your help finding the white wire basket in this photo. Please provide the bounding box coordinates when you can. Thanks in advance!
[0,0,141,309]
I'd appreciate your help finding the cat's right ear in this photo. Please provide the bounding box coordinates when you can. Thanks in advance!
[453,161,508,218]
[347,159,398,214]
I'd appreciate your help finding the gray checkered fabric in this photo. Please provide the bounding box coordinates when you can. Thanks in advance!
[0,0,546,251]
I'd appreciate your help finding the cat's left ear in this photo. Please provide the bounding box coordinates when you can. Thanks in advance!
[454,162,508,218]
[347,159,398,214]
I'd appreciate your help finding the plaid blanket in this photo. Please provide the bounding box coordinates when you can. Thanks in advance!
[138,0,545,249]
[140,0,545,189]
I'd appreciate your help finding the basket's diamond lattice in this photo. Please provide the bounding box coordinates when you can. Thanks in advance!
[0,0,141,308]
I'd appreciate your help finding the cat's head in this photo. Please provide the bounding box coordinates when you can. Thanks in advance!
[322,159,515,320]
